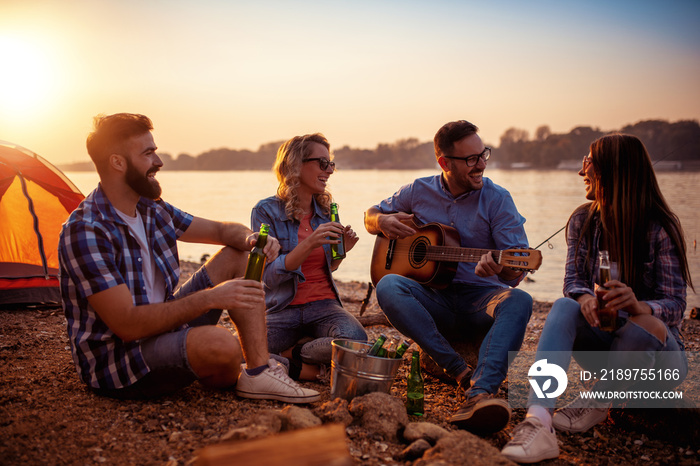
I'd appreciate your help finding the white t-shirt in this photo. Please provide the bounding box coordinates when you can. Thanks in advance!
[115,209,166,304]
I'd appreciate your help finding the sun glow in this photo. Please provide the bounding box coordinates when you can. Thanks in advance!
[0,35,56,120]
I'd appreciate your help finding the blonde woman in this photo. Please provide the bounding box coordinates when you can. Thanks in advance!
[251,134,367,380]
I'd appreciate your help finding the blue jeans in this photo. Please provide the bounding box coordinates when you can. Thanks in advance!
[266,299,368,365]
[529,297,688,409]
[376,274,533,396]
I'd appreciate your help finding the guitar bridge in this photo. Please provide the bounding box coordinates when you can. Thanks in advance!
[385,239,396,270]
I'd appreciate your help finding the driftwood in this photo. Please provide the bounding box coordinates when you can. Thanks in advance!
[356,313,391,327]
[195,423,352,466]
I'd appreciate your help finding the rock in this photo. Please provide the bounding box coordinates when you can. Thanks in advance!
[415,431,516,466]
[403,421,450,444]
[222,410,283,440]
[399,439,432,461]
[279,405,322,430]
[220,427,251,441]
[314,398,354,426]
[348,392,409,442]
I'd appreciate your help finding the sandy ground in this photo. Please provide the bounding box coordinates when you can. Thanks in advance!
[1,261,699,465]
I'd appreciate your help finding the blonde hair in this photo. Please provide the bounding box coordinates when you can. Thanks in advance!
[273,133,333,221]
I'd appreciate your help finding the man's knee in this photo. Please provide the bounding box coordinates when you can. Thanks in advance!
[375,275,400,308]
[187,326,242,371]
[204,246,248,285]
[492,288,532,322]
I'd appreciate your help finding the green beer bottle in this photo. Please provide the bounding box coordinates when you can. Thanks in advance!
[406,350,425,416]
[244,223,270,281]
[330,203,346,260]
[393,340,411,359]
[367,333,387,356]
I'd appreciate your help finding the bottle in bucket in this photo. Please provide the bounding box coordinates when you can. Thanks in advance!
[394,340,410,359]
[406,350,424,416]
[596,250,617,332]
[368,334,388,356]
[385,338,398,358]
[244,223,270,281]
[330,202,346,260]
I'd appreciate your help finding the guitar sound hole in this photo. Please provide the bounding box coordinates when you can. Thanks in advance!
[409,237,429,268]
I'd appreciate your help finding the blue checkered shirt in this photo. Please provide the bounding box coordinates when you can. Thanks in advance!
[563,206,687,330]
[59,185,193,389]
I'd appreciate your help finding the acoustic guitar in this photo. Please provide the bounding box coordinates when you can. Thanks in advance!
[370,220,542,289]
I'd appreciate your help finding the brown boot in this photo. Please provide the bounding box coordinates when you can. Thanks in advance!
[449,392,511,435]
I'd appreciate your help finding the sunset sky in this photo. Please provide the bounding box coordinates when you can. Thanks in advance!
[1,0,699,166]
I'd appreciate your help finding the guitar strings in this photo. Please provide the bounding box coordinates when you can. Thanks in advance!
[382,244,537,266]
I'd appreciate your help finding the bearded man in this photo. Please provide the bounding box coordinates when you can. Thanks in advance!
[59,113,319,403]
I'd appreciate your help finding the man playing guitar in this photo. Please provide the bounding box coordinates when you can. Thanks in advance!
[364,120,534,436]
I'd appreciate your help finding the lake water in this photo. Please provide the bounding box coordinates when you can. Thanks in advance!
[65,169,700,309]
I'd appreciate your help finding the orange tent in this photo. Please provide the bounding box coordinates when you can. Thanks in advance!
[0,141,84,305]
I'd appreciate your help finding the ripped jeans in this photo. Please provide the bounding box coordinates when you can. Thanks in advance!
[266,299,367,365]
[528,297,688,409]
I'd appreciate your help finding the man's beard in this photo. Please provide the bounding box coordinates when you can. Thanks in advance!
[125,159,162,200]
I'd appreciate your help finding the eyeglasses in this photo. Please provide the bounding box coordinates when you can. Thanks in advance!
[303,158,336,172]
[582,155,593,170]
[443,147,491,167]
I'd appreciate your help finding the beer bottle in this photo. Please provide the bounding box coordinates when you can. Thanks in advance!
[367,333,387,356]
[330,203,346,260]
[598,250,611,285]
[244,223,270,281]
[406,350,425,416]
[596,250,617,332]
[393,340,411,359]
[386,338,398,358]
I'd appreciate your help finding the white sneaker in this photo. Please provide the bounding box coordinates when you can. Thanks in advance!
[552,396,610,433]
[502,417,560,463]
[236,359,320,404]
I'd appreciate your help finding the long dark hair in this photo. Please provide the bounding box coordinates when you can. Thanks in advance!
[575,133,692,292]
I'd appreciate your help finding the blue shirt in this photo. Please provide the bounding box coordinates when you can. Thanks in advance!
[373,175,529,288]
[251,195,341,313]
[58,185,193,389]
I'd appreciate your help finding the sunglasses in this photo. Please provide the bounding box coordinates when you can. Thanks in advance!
[303,158,336,171]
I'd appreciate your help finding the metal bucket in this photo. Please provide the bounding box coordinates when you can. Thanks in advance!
[330,339,402,401]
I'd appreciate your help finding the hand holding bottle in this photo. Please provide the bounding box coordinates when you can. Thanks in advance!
[246,229,280,262]
[302,222,345,250]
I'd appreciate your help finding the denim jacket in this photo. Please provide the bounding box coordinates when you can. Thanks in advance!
[250,195,341,313]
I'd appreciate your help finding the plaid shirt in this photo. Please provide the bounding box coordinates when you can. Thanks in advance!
[59,185,193,389]
[563,207,686,330]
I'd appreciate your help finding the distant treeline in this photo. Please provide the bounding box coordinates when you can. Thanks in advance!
[494,119,700,169]
[59,119,700,172]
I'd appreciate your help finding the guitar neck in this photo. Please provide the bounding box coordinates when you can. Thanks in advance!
[425,245,501,264]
